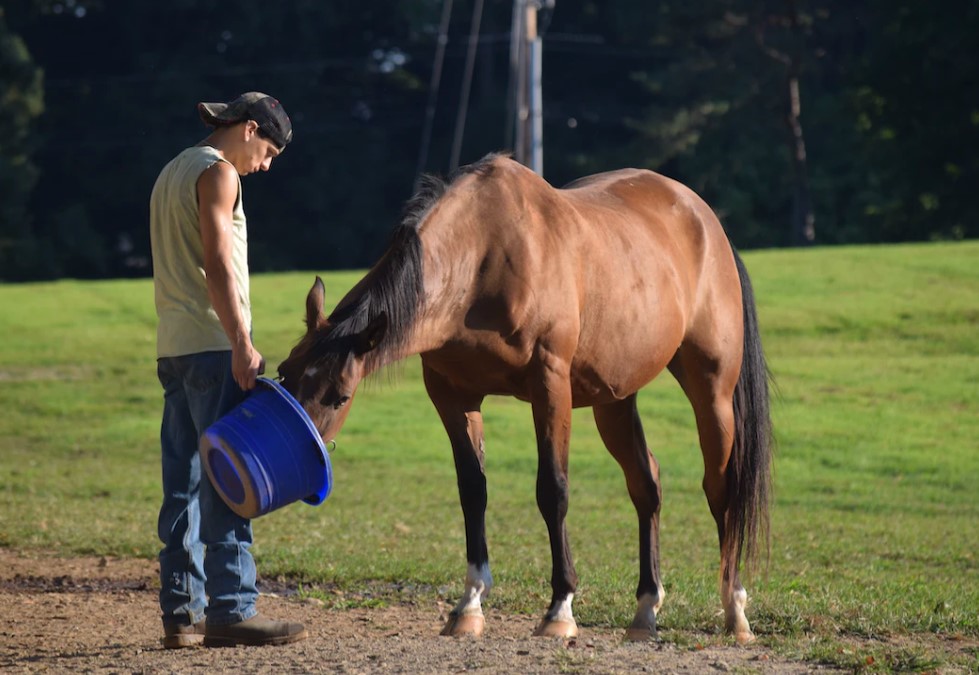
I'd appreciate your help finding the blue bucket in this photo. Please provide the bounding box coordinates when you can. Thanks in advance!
[200,377,332,519]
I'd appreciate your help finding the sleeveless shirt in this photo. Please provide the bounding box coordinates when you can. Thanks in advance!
[150,146,251,358]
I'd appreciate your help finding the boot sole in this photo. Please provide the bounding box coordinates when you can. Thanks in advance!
[161,634,205,649]
[203,629,308,648]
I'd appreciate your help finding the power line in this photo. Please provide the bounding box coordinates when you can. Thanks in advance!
[414,0,454,190]
[449,0,485,174]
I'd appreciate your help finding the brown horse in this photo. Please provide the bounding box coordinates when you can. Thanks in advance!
[277,153,773,643]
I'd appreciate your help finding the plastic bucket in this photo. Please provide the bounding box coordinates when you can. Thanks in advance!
[200,377,332,519]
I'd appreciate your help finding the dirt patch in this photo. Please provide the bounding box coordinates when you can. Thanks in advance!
[0,549,837,673]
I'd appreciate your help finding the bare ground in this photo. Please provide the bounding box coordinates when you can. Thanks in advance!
[0,549,848,674]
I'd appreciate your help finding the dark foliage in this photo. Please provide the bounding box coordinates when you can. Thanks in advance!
[1,0,974,281]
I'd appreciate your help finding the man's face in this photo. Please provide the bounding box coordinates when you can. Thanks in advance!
[234,121,282,175]
[242,136,281,175]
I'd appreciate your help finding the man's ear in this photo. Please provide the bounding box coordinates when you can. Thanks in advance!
[306,276,326,330]
[354,312,388,356]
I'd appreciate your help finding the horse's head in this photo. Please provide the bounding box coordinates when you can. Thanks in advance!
[277,277,387,443]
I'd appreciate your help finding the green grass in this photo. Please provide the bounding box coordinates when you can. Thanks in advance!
[1,241,977,671]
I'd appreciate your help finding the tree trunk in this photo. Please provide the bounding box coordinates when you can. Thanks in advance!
[755,1,817,246]
[786,73,816,245]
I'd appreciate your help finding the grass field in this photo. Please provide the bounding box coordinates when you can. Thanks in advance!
[1,241,977,671]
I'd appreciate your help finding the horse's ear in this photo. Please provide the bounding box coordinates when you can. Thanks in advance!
[306,276,326,330]
[355,312,388,355]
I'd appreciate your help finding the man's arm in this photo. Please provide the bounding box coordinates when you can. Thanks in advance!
[198,161,264,391]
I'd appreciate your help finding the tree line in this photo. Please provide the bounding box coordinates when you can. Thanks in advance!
[1,0,975,281]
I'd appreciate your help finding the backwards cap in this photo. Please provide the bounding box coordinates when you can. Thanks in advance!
[198,92,293,149]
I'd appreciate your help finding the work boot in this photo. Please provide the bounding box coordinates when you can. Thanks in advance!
[203,614,308,647]
[161,619,206,649]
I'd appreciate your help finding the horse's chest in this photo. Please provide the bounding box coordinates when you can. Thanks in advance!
[421,341,533,397]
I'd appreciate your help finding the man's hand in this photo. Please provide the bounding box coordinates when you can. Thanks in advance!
[233,341,265,391]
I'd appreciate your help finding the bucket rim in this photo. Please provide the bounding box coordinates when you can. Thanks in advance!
[254,376,332,504]
[255,377,325,448]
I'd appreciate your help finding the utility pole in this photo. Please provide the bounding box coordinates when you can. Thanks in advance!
[510,0,551,176]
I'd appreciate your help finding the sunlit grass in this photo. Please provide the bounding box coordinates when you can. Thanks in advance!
[1,240,977,671]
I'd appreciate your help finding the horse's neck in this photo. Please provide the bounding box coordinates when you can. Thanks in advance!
[394,180,517,358]
[406,230,487,357]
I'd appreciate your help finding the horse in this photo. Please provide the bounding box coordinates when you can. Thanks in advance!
[277,152,773,643]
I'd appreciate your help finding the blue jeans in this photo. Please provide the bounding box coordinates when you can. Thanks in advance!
[157,351,258,627]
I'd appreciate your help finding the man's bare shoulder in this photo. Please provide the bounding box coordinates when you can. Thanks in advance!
[198,159,238,205]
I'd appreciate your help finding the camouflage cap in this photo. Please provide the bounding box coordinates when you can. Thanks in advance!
[198,92,293,149]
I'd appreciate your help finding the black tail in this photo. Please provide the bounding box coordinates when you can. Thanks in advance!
[726,246,774,580]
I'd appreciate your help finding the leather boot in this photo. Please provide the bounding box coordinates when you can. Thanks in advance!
[203,614,308,647]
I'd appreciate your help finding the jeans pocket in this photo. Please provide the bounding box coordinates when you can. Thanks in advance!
[184,352,231,394]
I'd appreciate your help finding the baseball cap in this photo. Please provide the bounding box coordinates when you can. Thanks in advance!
[198,92,293,150]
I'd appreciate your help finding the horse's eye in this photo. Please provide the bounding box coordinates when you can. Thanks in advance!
[319,393,350,409]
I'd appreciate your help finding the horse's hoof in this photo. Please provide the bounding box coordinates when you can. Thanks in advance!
[440,612,484,637]
[623,626,658,642]
[725,617,755,645]
[533,619,578,639]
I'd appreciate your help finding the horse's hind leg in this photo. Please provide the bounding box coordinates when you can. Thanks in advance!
[423,365,492,638]
[669,348,754,644]
[593,395,664,642]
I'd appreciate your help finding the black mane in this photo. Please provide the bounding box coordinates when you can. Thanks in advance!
[309,152,510,371]
[311,172,447,371]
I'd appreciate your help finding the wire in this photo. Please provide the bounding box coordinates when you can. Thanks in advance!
[449,0,485,173]
[414,0,454,190]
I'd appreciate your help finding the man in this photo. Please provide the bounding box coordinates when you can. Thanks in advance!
[149,92,306,648]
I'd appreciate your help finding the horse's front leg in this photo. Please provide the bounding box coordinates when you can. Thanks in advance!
[423,366,492,637]
[529,350,578,639]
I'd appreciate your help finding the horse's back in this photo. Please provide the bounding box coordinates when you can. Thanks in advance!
[458,157,728,298]
[561,166,725,272]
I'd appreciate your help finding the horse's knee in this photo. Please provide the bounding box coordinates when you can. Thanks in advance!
[536,470,569,519]
[702,471,728,523]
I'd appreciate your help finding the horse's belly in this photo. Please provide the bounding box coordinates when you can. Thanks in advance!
[568,276,686,405]
[569,337,678,406]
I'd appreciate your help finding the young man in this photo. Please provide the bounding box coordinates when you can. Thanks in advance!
[149,92,306,648]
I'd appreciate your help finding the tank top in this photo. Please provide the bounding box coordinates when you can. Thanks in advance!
[150,145,251,358]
